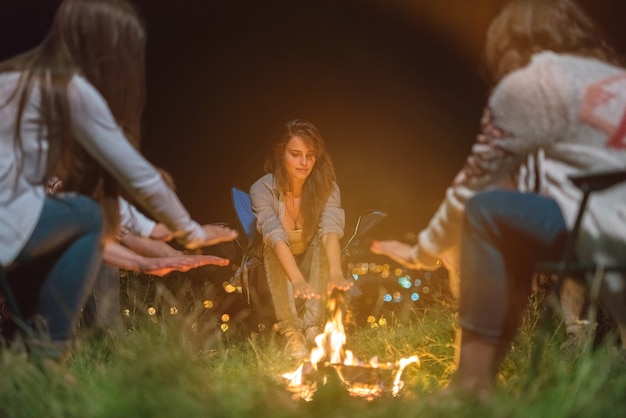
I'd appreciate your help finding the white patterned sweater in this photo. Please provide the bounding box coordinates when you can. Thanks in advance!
[417,51,626,294]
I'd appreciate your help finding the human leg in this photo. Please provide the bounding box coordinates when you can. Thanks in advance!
[298,238,328,346]
[453,190,567,395]
[11,194,103,354]
[559,277,590,347]
[262,245,307,358]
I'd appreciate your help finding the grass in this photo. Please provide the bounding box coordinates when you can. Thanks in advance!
[1,286,626,418]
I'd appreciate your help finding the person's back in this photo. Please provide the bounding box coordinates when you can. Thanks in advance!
[489,51,626,262]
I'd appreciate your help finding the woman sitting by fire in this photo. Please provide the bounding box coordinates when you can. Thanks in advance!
[250,119,353,359]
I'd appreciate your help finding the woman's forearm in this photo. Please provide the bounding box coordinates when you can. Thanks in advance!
[272,241,306,283]
[321,233,344,275]
[120,233,181,257]
[103,241,148,271]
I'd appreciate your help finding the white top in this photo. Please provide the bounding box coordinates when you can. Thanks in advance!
[0,72,206,266]
[418,52,626,272]
[118,197,156,237]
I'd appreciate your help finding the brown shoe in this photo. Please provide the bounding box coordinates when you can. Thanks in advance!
[283,330,308,359]
[304,326,323,348]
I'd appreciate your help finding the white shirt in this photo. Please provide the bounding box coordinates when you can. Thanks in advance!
[118,197,156,238]
[0,72,206,266]
[418,52,626,270]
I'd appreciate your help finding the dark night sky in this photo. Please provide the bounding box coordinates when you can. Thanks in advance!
[2,0,625,239]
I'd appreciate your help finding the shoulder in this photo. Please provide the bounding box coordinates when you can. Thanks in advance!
[496,52,563,93]
[525,51,597,69]
[528,51,620,71]
[528,51,564,68]
[250,173,278,199]
[527,52,621,80]
[250,173,274,190]
[67,74,107,110]
[67,73,99,96]
[494,52,624,108]
[66,74,118,128]
[490,52,570,111]
[498,52,618,92]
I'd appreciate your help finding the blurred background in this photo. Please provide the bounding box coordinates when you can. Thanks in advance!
[2,0,626,330]
[2,0,625,237]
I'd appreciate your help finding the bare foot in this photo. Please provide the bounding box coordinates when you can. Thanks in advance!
[292,280,320,300]
[201,224,238,246]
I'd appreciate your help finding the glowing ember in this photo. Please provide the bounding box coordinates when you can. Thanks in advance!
[282,292,419,401]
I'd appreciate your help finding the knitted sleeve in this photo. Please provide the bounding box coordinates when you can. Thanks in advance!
[418,52,568,256]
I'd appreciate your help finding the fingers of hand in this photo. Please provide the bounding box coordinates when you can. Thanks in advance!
[203,224,239,245]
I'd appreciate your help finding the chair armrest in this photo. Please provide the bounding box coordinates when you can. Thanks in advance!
[569,169,626,192]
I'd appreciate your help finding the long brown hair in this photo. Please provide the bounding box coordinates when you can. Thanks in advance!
[1,0,146,238]
[264,119,337,243]
[485,0,622,86]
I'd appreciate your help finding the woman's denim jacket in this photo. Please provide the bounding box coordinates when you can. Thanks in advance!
[250,173,345,249]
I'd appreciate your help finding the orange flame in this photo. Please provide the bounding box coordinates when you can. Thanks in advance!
[282,292,419,401]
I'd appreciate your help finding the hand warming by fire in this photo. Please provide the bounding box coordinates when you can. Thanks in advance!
[282,291,419,401]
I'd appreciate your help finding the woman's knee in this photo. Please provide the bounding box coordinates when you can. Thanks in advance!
[65,194,103,232]
[465,190,505,232]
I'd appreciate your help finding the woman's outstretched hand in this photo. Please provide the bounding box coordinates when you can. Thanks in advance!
[139,254,229,276]
[292,279,321,300]
[327,272,353,294]
[201,224,238,246]
[370,240,440,271]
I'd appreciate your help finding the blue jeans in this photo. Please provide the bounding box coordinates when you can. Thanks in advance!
[458,190,567,341]
[9,194,103,342]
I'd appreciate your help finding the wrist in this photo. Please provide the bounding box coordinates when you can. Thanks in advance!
[138,256,149,274]
[290,276,306,285]
[410,245,441,270]
[328,267,344,277]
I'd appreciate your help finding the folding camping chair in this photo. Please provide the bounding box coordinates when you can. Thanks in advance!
[230,187,273,333]
[535,169,626,281]
[231,187,260,262]
[528,168,626,377]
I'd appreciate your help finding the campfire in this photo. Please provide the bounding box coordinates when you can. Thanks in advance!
[282,293,419,401]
